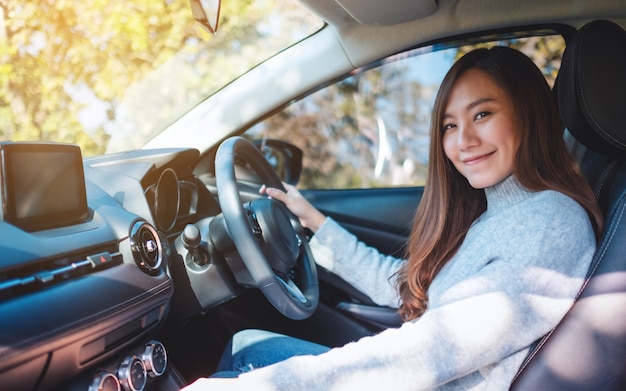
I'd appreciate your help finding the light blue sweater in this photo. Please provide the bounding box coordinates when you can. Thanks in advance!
[238,176,596,390]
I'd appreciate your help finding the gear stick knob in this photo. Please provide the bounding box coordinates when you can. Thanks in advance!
[182,224,209,266]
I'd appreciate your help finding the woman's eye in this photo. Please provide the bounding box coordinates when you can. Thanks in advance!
[442,123,456,133]
[474,111,491,121]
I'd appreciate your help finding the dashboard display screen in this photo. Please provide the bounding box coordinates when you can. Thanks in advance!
[1,142,89,231]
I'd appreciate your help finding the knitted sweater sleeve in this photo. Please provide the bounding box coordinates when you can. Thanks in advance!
[232,192,597,391]
[308,217,405,308]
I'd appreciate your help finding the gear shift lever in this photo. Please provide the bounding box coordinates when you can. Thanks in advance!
[181,224,209,266]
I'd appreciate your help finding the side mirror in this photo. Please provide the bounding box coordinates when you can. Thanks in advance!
[189,0,221,34]
[253,139,303,186]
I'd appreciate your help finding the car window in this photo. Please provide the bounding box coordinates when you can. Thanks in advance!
[246,33,565,190]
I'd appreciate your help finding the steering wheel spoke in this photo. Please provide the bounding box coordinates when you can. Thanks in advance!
[275,273,308,304]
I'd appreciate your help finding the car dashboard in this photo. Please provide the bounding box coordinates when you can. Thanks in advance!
[0,144,224,391]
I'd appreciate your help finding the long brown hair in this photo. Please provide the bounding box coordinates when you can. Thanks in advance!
[396,46,603,321]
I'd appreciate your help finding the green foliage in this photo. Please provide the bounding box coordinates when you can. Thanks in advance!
[0,0,314,156]
[0,0,204,155]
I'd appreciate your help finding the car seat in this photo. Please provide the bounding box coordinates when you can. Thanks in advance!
[510,19,626,390]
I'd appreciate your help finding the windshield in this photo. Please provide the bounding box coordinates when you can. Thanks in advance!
[0,0,324,156]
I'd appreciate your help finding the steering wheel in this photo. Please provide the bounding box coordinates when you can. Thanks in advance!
[214,136,319,320]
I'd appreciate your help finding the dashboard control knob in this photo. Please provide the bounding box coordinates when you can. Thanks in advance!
[118,355,147,391]
[142,340,168,377]
[88,372,120,391]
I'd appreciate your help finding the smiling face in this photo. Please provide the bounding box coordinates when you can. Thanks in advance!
[442,68,520,189]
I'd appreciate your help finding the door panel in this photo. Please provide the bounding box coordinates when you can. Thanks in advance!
[303,186,421,256]
[302,186,421,331]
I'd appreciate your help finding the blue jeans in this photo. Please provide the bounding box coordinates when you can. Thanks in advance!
[212,329,330,378]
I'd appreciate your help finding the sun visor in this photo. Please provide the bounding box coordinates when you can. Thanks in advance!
[334,0,437,25]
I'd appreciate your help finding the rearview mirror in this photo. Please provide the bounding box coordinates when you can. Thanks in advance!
[189,0,221,34]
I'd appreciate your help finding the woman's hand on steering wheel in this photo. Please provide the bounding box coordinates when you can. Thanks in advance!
[260,183,326,233]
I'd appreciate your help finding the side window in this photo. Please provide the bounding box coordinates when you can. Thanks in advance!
[246,34,565,190]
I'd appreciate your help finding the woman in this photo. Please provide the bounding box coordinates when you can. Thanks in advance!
[184,46,602,390]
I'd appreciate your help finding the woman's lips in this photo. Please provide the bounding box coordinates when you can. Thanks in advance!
[462,151,495,165]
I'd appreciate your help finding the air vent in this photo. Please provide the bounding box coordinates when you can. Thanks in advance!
[130,221,163,274]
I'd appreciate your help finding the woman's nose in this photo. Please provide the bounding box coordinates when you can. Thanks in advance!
[457,123,479,151]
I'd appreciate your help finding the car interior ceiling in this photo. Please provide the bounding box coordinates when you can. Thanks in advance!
[511,19,626,390]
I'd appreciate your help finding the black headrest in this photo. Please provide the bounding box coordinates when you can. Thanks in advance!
[556,20,626,156]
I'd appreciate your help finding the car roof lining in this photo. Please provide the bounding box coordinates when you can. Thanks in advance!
[299,0,626,69]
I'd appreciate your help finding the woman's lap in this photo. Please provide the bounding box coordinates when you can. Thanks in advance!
[212,329,330,377]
